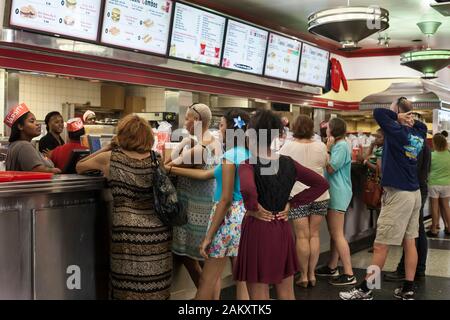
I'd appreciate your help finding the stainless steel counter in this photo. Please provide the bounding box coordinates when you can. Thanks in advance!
[0,175,110,300]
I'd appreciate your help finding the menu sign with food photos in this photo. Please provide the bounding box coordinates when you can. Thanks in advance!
[222,20,268,75]
[100,0,173,55]
[9,0,101,41]
[169,2,226,66]
[264,33,301,82]
[298,43,330,87]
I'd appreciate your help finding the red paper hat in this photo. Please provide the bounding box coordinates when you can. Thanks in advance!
[4,103,30,128]
[66,117,84,132]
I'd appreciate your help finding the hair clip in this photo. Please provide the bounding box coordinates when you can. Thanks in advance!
[233,116,246,129]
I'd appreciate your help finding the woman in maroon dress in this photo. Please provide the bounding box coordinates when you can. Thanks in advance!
[234,110,329,300]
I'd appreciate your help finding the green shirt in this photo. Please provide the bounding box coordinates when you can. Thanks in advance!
[429,151,450,186]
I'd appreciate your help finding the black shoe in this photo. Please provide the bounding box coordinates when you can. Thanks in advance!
[415,272,426,280]
[329,274,357,286]
[315,265,339,277]
[426,230,439,238]
[384,271,405,282]
[394,286,415,300]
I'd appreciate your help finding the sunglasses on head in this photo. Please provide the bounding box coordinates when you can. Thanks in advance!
[189,103,202,121]
[397,96,408,104]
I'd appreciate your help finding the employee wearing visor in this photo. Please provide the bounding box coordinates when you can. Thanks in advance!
[4,103,61,173]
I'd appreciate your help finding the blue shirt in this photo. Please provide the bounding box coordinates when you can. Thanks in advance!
[213,146,250,202]
[373,109,427,191]
[325,140,352,212]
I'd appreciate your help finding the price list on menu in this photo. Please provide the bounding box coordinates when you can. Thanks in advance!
[169,2,226,66]
[264,33,301,82]
[9,0,102,41]
[101,0,173,55]
[222,20,268,75]
[298,43,330,87]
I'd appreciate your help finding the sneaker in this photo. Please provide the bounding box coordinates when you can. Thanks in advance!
[315,265,339,277]
[339,287,373,300]
[330,274,357,286]
[384,271,405,282]
[394,286,415,300]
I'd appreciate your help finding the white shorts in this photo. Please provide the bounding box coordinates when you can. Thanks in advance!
[428,185,450,199]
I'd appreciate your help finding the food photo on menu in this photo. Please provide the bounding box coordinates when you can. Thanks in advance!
[100,0,172,54]
[169,2,225,66]
[10,0,102,41]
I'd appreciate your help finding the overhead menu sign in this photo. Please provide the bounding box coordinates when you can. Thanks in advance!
[100,0,173,55]
[298,43,330,87]
[264,33,301,82]
[221,20,268,75]
[9,0,102,42]
[169,2,226,66]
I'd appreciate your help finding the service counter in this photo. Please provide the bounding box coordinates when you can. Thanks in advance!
[0,167,378,300]
[0,175,110,300]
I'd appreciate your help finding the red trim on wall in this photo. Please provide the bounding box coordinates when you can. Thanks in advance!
[0,46,358,111]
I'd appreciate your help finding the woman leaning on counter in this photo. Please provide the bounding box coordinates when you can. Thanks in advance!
[4,103,60,173]
[76,114,172,300]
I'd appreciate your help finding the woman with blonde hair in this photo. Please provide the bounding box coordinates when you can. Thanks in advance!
[77,114,172,300]
[165,103,222,294]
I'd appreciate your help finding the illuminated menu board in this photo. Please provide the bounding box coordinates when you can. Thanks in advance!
[169,2,226,66]
[100,0,173,55]
[221,20,268,75]
[298,43,330,87]
[9,0,102,42]
[264,33,301,82]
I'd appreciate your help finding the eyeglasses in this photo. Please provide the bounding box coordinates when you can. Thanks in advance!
[189,103,202,121]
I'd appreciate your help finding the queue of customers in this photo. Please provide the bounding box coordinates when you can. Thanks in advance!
[2,97,446,300]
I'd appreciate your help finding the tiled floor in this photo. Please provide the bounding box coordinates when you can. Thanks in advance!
[221,222,450,300]
[221,267,450,300]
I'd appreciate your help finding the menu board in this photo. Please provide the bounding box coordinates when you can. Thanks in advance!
[169,2,226,66]
[101,0,173,55]
[298,43,330,87]
[9,0,101,41]
[264,33,301,81]
[221,20,268,75]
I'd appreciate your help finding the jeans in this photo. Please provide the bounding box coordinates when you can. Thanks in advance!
[396,190,428,274]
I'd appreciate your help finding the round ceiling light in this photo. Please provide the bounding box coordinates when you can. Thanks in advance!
[308,6,389,51]
[400,49,450,79]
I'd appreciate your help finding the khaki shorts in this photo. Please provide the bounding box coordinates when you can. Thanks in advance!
[375,187,421,246]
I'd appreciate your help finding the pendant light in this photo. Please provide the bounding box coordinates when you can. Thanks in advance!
[308,0,389,51]
[400,21,450,79]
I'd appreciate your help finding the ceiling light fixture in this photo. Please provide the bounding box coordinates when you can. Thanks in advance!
[308,1,389,51]
[400,21,450,79]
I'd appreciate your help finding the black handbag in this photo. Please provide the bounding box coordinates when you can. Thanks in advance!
[150,151,186,227]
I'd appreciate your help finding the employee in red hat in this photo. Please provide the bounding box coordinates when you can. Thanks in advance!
[50,118,89,171]
[4,103,61,173]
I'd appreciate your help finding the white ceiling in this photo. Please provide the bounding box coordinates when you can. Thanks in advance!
[208,0,450,51]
